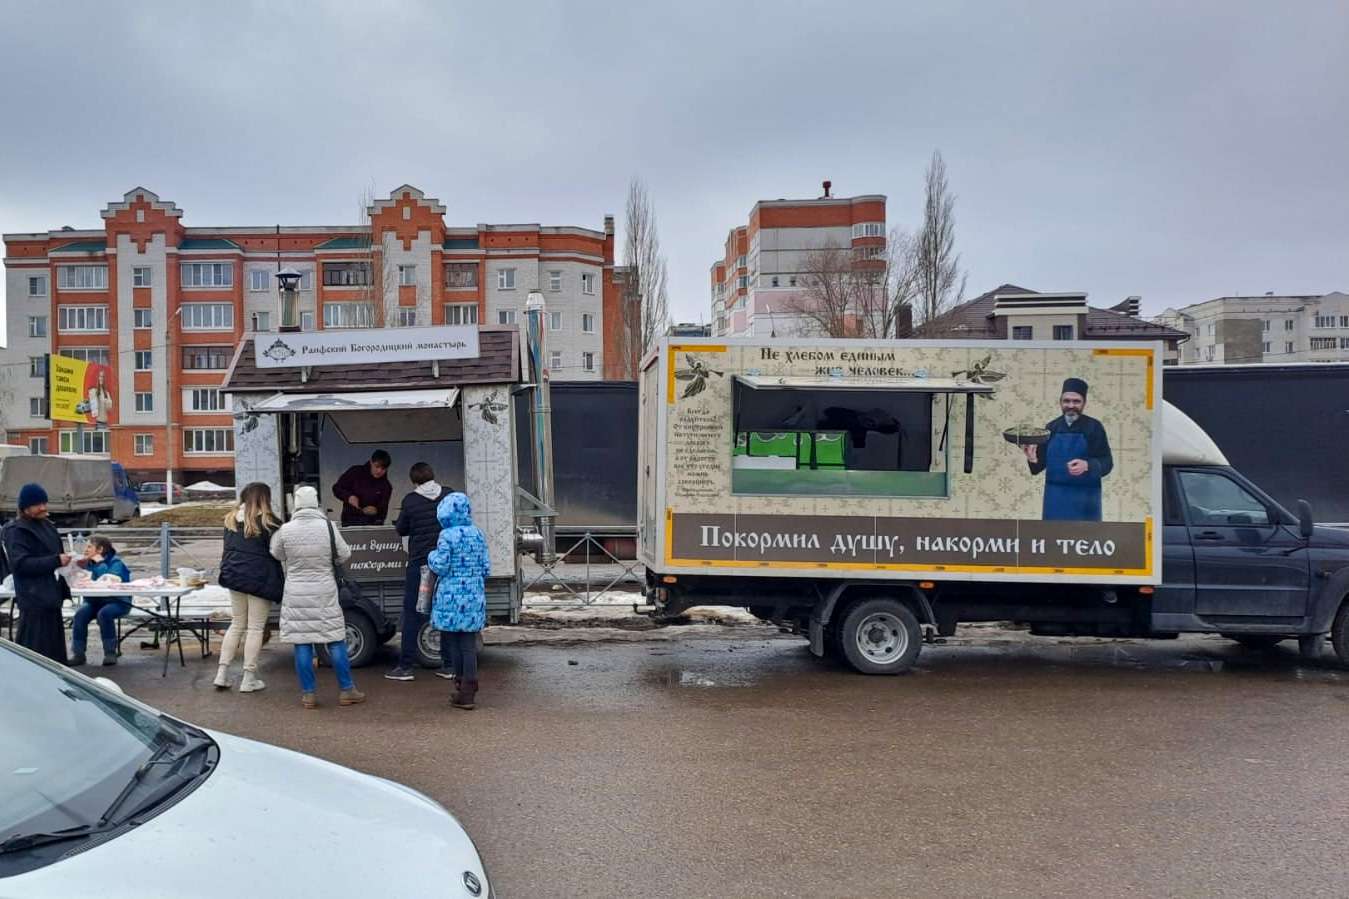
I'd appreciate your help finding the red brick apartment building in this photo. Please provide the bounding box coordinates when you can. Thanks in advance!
[2,186,629,483]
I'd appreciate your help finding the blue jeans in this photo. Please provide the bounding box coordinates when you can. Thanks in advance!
[293,642,355,693]
[398,563,423,668]
[71,598,131,654]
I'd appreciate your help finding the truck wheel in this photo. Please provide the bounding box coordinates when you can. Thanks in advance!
[1222,634,1284,651]
[838,598,922,675]
[415,621,442,668]
[322,612,379,669]
[1331,601,1349,668]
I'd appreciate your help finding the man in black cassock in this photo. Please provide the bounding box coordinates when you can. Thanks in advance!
[1022,378,1113,521]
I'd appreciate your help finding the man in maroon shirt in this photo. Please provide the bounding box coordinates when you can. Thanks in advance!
[332,449,393,526]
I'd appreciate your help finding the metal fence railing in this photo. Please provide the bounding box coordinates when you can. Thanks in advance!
[57,525,223,583]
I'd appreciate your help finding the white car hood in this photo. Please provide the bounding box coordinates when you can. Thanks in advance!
[4,731,488,898]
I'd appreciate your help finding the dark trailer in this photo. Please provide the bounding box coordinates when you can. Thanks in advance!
[1164,363,1349,524]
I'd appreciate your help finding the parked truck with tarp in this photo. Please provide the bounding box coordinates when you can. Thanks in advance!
[638,338,1349,673]
[0,455,139,527]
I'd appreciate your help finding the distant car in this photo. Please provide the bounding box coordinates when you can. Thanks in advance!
[135,482,185,504]
[0,640,492,896]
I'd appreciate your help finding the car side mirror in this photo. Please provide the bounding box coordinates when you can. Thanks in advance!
[1297,500,1314,540]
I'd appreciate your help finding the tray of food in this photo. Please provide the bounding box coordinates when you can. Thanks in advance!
[1002,425,1052,447]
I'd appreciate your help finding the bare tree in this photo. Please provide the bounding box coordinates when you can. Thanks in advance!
[915,151,966,327]
[786,229,918,339]
[619,177,670,377]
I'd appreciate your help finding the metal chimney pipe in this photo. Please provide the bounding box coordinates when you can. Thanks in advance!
[523,291,557,564]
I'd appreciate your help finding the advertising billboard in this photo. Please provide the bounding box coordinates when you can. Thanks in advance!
[49,354,115,426]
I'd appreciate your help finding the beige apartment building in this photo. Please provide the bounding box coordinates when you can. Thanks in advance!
[1154,292,1349,364]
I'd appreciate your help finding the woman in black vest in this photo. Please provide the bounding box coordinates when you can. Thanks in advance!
[3,483,72,663]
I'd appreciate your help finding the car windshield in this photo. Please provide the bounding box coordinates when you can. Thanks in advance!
[0,643,163,840]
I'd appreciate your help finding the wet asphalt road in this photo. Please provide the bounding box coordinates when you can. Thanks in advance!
[105,629,1348,898]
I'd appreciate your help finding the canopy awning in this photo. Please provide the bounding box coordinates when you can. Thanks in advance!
[735,375,994,394]
[248,388,460,413]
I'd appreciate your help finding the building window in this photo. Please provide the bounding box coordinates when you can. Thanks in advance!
[1204,346,1215,362]
[323,303,375,329]
[736,276,749,290]
[549,350,562,371]
[548,312,562,331]
[58,265,108,291]
[1012,326,1034,340]
[581,313,595,334]
[300,311,315,331]
[788,275,797,288]
[183,428,235,454]
[1340,337,1349,349]
[251,311,271,332]
[1285,320,1294,331]
[134,350,153,371]
[62,347,109,366]
[27,316,47,338]
[444,263,478,289]
[300,269,314,291]
[249,270,271,292]
[548,271,562,292]
[29,437,48,455]
[498,309,517,325]
[852,222,885,238]
[28,275,48,297]
[398,265,416,286]
[736,255,747,269]
[1341,316,1349,329]
[1206,323,1215,336]
[497,268,516,290]
[444,303,478,326]
[1314,316,1335,329]
[30,355,48,377]
[582,351,595,372]
[57,305,109,333]
[134,308,153,329]
[1261,319,1270,332]
[396,308,418,327]
[855,246,885,260]
[180,262,233,288]
[581,272,596,295]
[135,392,154,413]
[1310,337,1337,350]
[181,303,234,330]
[1053,325,1074,341]
[322,262,371,287]
[132,267,152,287]
[1262,341,1271,353]
[1285,341,1294,354]
[186,388,226,412]
[181,346,232,370]
[59,430,108,454]
[134,434,154,456]
[29,397,48,418]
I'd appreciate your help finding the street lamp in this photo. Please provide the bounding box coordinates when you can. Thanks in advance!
[276,268,302,332]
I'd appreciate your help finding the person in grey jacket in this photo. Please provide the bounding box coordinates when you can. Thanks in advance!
[269,485,365,709]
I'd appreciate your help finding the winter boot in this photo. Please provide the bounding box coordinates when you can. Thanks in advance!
[339,687,366,707]
[101,653,117,667]
[238,671,266,693]
[451,679,478,710]
[70,652,87,667]
[213,665,230,689]
[301,692,318,709]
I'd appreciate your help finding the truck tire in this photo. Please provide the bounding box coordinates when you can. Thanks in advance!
[1331,601,1349,669]
[1222,634,1284,651]
[321,611,379,669]
[838,598,922,675]
[415,621,442,668]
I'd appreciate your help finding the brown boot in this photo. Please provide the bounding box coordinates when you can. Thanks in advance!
[451,679,477,710]
[339,687,366,707]
[301,692,318,710]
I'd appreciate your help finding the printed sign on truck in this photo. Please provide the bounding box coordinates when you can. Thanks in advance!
[644,339,1163,584]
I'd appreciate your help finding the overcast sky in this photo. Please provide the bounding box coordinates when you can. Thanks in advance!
[2,0,1345,326]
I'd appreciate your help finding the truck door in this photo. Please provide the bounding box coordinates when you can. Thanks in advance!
[1152,468,1196,620]
[1174,468,1310,618]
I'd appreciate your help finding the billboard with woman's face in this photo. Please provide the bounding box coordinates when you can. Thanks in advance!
[49,355,115,427]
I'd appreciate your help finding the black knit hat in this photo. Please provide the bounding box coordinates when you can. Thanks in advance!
[1061,377,1088,398]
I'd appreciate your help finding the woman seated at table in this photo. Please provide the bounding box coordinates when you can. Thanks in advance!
[69,535,132,668]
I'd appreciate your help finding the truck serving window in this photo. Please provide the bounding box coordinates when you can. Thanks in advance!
[731,380,947,498]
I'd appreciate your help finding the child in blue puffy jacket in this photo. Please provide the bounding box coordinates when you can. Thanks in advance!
[70,535,132,667]
[427,492,490,709]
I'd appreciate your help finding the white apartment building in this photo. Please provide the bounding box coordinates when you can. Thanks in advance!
[1154,292,1349,364]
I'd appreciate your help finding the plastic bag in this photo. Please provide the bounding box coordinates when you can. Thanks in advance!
[416,565,437,616]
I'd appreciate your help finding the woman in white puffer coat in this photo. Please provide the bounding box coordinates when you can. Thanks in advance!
[269,485,365,709]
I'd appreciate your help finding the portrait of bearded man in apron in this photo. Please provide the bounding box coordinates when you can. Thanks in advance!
[1022,377,1114,521]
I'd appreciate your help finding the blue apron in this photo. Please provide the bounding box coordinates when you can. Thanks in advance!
[1042,429,1102,521]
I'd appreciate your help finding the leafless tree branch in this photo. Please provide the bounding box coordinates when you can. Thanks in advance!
[915,150,965,327]
[619,177,670,378]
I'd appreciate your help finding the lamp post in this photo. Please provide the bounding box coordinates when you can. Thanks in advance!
[276,267,302,333]
[164,305,186,508]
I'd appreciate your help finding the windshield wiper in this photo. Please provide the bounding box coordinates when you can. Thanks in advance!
[0,824,105,855]
[95,725,212,827]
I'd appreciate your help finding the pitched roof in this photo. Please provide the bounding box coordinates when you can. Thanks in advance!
[222,326,520,394]
[178,237,240,250]
[50,240,107,253]
[918,284,1189,341]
